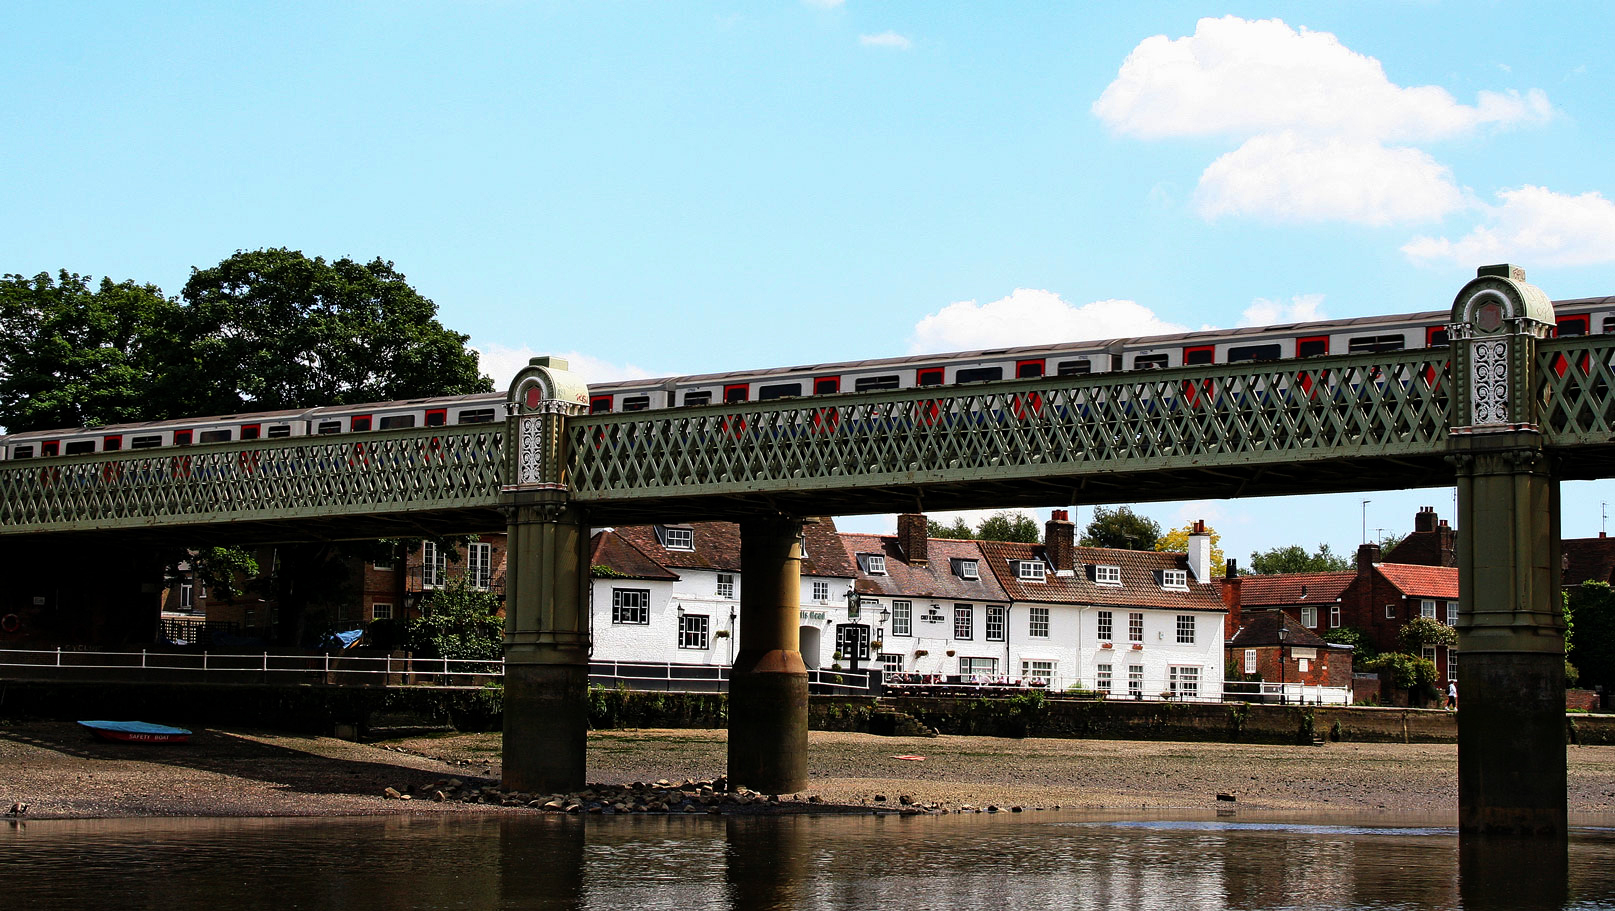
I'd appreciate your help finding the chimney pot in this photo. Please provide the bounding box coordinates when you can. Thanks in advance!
[897,513,929,565]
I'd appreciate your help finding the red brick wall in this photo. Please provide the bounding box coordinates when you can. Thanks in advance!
[1227,644,1348,686]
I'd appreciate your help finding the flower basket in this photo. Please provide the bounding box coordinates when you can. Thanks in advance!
[913,649,929,657]
[945,649,956,657]
[1100,642,1113,649]
[714,630,731,639]
[1130,644,1144,650]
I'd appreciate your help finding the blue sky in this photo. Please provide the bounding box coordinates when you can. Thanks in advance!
[7,1,1615,561]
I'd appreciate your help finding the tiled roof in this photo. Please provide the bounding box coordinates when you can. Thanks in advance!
[1374,563,1459,599]
[1236,572,1355,607]
[588,532,679,581]
[1227,610,1335,649]
[1563,536,1615,586]
[839,534,1010,602]
[977,542,1227,612]
[608,518,854,579]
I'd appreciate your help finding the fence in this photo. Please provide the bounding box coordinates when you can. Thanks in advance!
[587,660,878,697]
[0,647,502,687]
[1221,680,1352,705]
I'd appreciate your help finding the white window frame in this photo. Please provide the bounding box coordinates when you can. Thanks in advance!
[467,542,492,591]
[371,557,395,572]
[866,554,887,575]
[1421,645,1437,664]
[1385,603,1397,619]
[1097,610,1113,642]
[959,656,999,677]
[1169,665,1201,699]
[1330,605,1341,628]
[881,653,904,674]
[372,602,393,621]
[1244,649,1257,675]
[1298,657,1310,673]
[1300,606,1317,628]
[1160,569,1187,589]
[1175,614,1195,644]
[1444,601,1456,626]
[716,573,735,599]
[679,613,710,649]
[1448,649,1457,680]
[422,541,446,589]
[662,526,695,551]
[1017,560,1046,582]
[985,605,1005,642]
[1096,664,1112,693]
[892,600,912,637]
[1021,660,1054,684]
[1421,599,1436,620]
[612,589,650,625]
[1028,606,1050,639]
[1128,612,1144,643]
[179,581,194,611]
[1128,664,1144,696]
[812,580,830,602]
[1094,565,1122,585]
[958,560,980,580]
[954,604,973,640]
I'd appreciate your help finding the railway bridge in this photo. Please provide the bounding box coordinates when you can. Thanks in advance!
[2,264,1610,839]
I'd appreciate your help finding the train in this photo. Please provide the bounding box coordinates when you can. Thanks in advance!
[3,296,1611,461]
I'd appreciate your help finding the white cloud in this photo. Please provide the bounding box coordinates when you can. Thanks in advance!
[1093,16,1550,143]
[1195,132,1466,225]
[1238,293,1326,327]
[1402,185,1615,267]
[473,342,658,387]
[908,288,1190,354]
[860,31,911,49]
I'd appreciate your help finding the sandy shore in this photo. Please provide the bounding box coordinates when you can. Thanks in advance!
[5,721,1615,820]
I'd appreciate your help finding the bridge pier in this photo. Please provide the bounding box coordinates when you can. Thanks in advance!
[728,515,809,795]
[1449,265,1566,839]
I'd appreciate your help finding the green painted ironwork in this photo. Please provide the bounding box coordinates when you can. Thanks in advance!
[568,347,1456,504]
[1539,335,1615,446]
[0,423,504,535]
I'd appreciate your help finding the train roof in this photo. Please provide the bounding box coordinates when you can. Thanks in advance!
[0,406,317,442]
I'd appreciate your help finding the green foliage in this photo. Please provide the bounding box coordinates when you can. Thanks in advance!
[1364,652,1438,690]
[1567,581,1615,689]
[590,564,630,578]
[189,546,260,601]
[1321,625,1377,662]
[1398,616,1457,652]
[1248,543,1351,574]
[406,584,503,662]
[1566,660,1581,689]
[1080,506,1161,551]
[1377,533,1405,558]
[974,511,1041,543]
[0,270,179,432]
[926,517,974,539]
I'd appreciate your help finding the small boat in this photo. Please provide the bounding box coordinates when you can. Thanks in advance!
[78,720,192,744]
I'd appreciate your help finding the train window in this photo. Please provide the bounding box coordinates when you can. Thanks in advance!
[65,441,96,455]
[1604,316,1615,334]
[1133,354,1169,370]
[316,421,343,435]
[173,430,192,446]
[724,384,750,403]
[103,435,122,452]
[1426,327,1450,347]
[854,375,901,392]
[682,391,712,406]
[130,435,163,449]
[619,396,651,411]
[955,367,1004,384]
[1226,344,1282,363]
[1558,316,1589,337]
[758,383,802,401]
[1056,359,1092,376]
[12,445,34,458]
[590,396,613,414]
[426,409,448,426]
[240,425,261,440]
[1016,359,1045,378]
[351,416,372,432]
[1348,335,1406,353]
[1184,346,1215,365]
[378,415,416,430]
[266,424,293,437]
[1297,337,1329,357]
[199,430,233,443]
[814,377,841,395]
[457,408,497,424]
[916,369,944,387]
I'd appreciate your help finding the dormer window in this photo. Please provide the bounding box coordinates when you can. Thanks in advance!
[1017,561,1046,582]
[1160,569,1187,590]
[866,554,887,575]
[958,559,979,580]
[661,526,694,551]
[1094,565,1121,585]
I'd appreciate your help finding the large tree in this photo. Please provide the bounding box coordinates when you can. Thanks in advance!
[1080,506,1161,551]
[1248,543,1351,575]
[158,248,490,417]
[974,511,1041,543]
[0,270,178,432]
[1156,522,1225,577]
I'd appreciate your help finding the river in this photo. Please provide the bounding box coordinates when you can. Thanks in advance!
[5,811,1613,910]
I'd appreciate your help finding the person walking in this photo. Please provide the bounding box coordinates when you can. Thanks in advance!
[1447,680,1458,711]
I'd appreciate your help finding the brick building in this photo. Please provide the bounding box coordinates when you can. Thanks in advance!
[1226,609,1353,688]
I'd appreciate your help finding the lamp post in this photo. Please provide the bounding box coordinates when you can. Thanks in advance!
[1277,621,1287,706]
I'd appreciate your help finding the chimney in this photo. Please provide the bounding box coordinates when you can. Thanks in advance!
[1356,542,1381,576]
[1187,518,1211,582]
[897,513,928,565]
[1415,506,1438,533]
[1221,558,1242,640]
[1044,509,1075,573]
[1437,519,1456,567]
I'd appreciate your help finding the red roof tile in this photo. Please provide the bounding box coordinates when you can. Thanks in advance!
[839,534,1010,601]
[1563,536,1615,586]
[978,542,1227,613]
[1374,563,1458,599]
[598,519,854,579]
[1236,572,1355,607]
[588,532,679,581]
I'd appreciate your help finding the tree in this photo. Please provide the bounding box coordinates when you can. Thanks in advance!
[1568,582,1615,689]
[974,511,1040,543]
[927,517,974,540]
[1377,533,1405,558]
[1248,543,1351,575]
[1156,522,1225,578]
[1081,506,1161,551]
[157,248,491,417]
[407,583,504,662]
[0,270,178,432]
[1321,625,1377,663]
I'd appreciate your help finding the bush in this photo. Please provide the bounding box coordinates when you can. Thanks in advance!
[406,584,503,661]
[1322,625,1377,662]
[1364,652,1438,690]
[1398,617,1457,652]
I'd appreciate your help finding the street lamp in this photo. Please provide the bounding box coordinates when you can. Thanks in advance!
[1277,621,1287,705]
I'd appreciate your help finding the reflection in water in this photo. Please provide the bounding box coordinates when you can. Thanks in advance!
[1461,835,1569,911]
[2,813,1611,910]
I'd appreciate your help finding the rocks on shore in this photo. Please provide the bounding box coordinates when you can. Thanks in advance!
[379,776,953,816]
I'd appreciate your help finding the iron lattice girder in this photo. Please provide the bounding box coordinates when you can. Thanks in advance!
[568,347,1460,520]
[0,424,506,538]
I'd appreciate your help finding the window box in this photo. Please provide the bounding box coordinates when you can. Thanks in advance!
[1130,643,1143,650]
[1100,642,1113,649]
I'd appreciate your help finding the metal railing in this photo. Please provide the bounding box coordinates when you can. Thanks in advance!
[1222,680,1352,705]
[882,674,1226,702]
[587,660,878,696]
[0,647,502,686]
